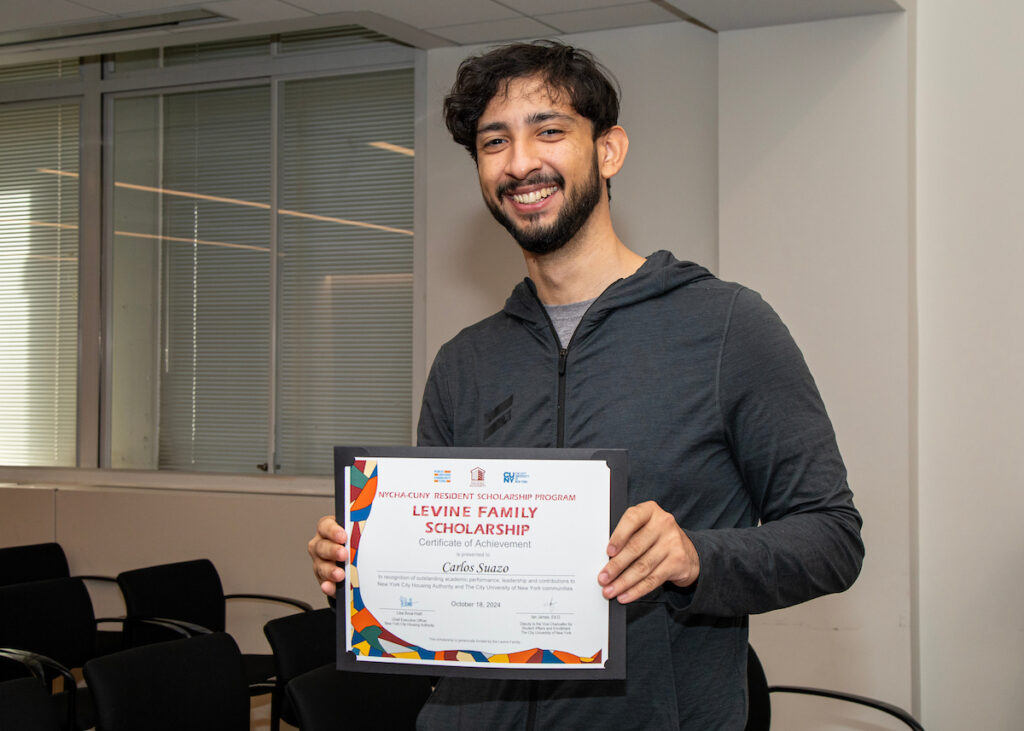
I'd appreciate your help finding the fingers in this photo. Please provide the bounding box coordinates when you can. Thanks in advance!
[597,501,699,604]
[308,514,348,596]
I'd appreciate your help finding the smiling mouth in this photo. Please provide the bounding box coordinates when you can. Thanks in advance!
[509,186,558,205]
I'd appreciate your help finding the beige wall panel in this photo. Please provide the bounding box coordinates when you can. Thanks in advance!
[55,487,333,652]
[916,1,1024,728]
[0,486,56,547]
[719,13,913,726]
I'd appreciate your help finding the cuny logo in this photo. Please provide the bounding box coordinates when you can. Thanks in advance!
[469,467,486,487]
[503,471,529,484]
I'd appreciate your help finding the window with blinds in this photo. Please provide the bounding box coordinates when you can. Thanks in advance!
[0,103,80,466]
[276,70,414,475]
[109,68,414,475]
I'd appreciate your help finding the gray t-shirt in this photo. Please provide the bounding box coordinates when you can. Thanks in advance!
[543,298,596,348]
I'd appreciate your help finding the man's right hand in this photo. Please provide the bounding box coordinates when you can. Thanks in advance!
[308,515,348,598]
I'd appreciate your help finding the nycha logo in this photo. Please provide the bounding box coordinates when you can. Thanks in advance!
[469,467,486,487]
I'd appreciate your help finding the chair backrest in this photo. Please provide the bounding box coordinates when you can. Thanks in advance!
[84,632,250,731]
[745,644,771,731]
[0,577,97,680]
[0,543,70,587]
[117,559,226,646]
[0,677,62,731]
[263,607,336,684]
[287,664,433,731]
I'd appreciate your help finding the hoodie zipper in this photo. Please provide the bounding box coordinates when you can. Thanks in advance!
[525,300,587,731]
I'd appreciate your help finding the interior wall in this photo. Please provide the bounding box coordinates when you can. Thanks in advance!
[0,485,333,655]
[0,486,55,545]
[420,21,719,372]
[719,13,913,728]
[916,1,1024,728]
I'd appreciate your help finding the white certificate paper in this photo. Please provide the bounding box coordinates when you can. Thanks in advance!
[338,448,625,678]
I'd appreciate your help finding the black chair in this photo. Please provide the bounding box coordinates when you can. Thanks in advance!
[0,542,123,653]
[746,644,924,730]
[0,649,72,731]
[84,632,250,731]
[0,542,119,588]
[286,664,433,731]
[0,577,192,730]
[116,558,313,695]
[264,607,336,731]
[0,676,63,731]
[0,543,71,587]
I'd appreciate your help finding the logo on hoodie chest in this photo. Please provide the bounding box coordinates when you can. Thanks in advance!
[483,394,513,439]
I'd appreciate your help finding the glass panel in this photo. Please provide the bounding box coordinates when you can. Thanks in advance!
[164,36,270,66]
[278,25,406,54]
[110,86,271,472]
[0,103,79,466]
[276,69,414,475]
[0,59,79,83]
[108,49,160,74]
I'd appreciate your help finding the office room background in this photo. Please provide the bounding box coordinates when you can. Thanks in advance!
[1,1,1021,728]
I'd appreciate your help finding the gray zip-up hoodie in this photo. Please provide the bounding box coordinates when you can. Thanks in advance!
[416,250,863,729]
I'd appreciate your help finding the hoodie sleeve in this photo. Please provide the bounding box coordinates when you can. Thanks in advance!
[681,287,864,616]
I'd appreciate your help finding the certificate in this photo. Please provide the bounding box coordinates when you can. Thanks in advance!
[334,446,627,679]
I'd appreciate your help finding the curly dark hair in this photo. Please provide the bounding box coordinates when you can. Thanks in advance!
[443,40,621,162]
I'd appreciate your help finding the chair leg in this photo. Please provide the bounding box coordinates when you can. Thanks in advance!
[270,685,281,731]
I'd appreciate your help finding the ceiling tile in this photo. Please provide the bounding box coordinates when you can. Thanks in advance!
[500,0,633,14]
[69,0,213,12]
[428,17,558,45]
[199,0,313,24]
[539,2,680,34]
[260,0,363,12]
[664,0,904,31]
[3,0,106,28]
[361,0,521,29]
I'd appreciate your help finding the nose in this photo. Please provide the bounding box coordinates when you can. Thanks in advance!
[505,139,541,180]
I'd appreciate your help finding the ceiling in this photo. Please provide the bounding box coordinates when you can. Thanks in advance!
[0,0,905,66]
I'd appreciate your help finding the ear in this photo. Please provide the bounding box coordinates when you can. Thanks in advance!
[597,125,629,180]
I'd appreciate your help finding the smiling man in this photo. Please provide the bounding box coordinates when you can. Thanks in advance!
[309,40,864,729]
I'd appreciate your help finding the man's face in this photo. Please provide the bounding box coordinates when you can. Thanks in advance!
[475,76,604,255]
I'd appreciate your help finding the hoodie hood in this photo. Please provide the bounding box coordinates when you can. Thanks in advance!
[503,250,715,328]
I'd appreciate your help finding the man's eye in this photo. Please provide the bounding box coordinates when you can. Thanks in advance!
[540,129,563,136]
[482,138,506,148]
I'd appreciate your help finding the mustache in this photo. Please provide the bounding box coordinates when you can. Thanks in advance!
[496,173,564,199]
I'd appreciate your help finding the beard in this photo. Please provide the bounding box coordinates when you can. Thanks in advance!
[485,156,603,255]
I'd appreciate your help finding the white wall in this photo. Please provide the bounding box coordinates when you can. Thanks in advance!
[916,1,1024,728]
[719,13,914,729]
[420,21,719,370]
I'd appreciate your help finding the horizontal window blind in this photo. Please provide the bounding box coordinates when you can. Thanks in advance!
[111,86,271,473]
[109,64,413,475]
[0,103,79,466]
[277,69,414,474]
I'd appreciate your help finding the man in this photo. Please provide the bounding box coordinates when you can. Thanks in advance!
[309,40,863,729]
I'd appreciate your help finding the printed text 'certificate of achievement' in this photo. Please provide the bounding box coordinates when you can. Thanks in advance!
[334,446,627,679]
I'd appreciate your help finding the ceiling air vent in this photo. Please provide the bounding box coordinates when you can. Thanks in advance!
[0,9,227,48]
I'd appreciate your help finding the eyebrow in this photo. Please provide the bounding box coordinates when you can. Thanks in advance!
[476,110,577,137]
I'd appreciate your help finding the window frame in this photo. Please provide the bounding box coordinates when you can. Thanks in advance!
[0,35,424,495]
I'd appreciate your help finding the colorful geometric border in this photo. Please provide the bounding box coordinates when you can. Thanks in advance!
[347,458,602,666]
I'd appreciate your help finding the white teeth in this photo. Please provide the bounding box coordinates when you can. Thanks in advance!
[511,186,557,204]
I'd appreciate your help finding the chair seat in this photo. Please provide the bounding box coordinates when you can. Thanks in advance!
[0,677,62,730]
[243,652,277,693]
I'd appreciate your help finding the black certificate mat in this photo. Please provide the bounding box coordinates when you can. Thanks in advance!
[334,445,627,680]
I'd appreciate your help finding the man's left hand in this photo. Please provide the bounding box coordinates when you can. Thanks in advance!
[598,500,700,603]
